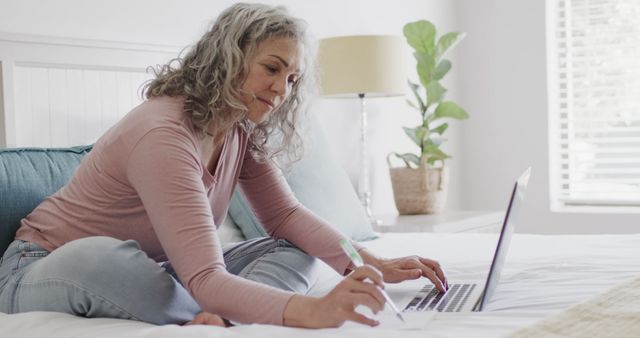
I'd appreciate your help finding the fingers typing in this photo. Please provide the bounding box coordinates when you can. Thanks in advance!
[419,257,448,290]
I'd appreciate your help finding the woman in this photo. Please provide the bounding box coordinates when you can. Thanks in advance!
[0,3,447,328]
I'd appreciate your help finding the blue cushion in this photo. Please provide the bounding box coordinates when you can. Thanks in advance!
[0,146,92,255]
[228,116,377,241]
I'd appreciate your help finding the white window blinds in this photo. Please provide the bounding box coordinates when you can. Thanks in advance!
[550,0,640,208]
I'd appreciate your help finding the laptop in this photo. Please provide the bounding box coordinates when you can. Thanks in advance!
[396,167,531,313]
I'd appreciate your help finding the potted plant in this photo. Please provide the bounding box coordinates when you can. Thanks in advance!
[389,20,469,214]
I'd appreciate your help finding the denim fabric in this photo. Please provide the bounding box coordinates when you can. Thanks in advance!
[222,237,319,294]
[0,146,92,254]
[0,236,318,325]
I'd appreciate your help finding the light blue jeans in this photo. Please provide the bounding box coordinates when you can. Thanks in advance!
[0,236,319,325]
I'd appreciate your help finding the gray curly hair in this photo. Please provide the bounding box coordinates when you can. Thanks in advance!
[144,3,316,162]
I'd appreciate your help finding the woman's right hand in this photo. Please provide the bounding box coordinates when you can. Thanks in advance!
[283,265,387,328]
[185,312,226,327]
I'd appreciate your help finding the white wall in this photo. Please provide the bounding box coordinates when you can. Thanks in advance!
[455,0,639,234]
[0,0,460,217]
[4,0,634,233]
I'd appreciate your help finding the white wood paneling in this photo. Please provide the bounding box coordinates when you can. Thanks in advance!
[0,33,179,148]
[9,63,152,147]
[66,69,85,147]
[28,66,51,146]
[0,60,15,148]
[49,68,69,146]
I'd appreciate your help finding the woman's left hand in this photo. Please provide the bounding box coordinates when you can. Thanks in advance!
[360,250,448,292]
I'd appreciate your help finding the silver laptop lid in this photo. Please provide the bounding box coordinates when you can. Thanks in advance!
[476,167,531,311]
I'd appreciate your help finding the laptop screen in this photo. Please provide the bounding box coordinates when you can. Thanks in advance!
[477,167,531,311]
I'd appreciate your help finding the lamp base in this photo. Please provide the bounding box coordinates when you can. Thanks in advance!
[355,93,381,226]
[359,192,382,226]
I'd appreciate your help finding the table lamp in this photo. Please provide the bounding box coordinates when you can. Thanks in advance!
[318,35,407,225]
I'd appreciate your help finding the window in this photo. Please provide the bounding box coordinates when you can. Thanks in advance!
[548,0,640,210]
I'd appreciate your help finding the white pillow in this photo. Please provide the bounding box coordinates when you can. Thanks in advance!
[227,114,377,241]
[217,213,246,244]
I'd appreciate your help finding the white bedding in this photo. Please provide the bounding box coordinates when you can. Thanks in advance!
[2,232,639,338]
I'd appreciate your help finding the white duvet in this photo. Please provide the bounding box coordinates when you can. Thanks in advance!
[2,232,639,338]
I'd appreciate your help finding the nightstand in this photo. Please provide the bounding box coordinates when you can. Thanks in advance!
[373,211,504,233]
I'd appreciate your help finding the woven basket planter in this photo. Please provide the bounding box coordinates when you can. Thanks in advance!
[389,165,449,214]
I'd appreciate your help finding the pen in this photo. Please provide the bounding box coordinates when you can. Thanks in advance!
[339,239,405,323]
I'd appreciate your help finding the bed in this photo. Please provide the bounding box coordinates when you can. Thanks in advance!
[1,34,640,338]
[2,231,639,337]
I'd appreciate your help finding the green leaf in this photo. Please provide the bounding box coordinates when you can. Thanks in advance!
[406,99,420,111]
[427,157,439,166]
[421,137,433,150]
[436,32,466,60]
[394,152,420,168]
[403,126,428,148]
[431,123,449,134]
[421,144,451,167]
[408,80,420,93]
[407,80,426,112]
[403,20,436,55]
[422,136,444,149]
[426,81,447,108]
[433,60,451,81]
[433,101,470,120]
[402,126,419,146]
[428,134,445,147]
[417,127,429,144]
[415,52,435,89]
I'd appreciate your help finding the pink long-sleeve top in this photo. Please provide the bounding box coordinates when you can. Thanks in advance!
[15,95,361,325]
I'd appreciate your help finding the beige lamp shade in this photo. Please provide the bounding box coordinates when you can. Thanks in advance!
[318,35,407,97]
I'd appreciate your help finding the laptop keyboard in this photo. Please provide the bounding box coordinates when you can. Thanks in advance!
[403,283,477,312]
